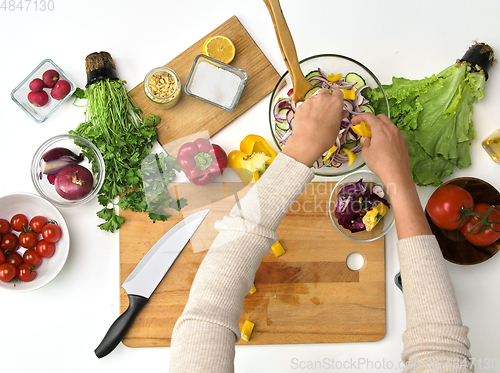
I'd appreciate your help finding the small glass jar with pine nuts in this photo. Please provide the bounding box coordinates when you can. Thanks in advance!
[143,67,181,109]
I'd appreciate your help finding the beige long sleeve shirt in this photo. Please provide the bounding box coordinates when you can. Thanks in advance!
[169,153,473,372]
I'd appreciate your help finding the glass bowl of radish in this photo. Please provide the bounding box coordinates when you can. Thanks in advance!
[31,134,105,207]
[269,54,389,177]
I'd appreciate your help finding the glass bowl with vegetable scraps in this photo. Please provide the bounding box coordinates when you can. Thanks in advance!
[31,134,105,207]
[269,54,389,177]
[329,170,395,242]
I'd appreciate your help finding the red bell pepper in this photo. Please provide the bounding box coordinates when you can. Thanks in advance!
[177,138,228,186]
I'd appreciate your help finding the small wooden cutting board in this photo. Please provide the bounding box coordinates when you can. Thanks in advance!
[128,16,280,146]
[119,182,386,347]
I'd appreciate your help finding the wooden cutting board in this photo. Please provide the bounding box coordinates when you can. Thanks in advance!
[119,182,386,347]
[128,16,280,146]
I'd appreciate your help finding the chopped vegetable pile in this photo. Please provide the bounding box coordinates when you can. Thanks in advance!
[273,69,379,169]
[367,42,495,186]
[334,179,390,233]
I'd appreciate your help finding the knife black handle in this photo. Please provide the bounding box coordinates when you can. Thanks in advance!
[94,294,148,358]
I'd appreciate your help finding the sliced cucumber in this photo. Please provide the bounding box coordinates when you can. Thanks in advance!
[345,72,366,88]
[360,104,375,113]
[304,86,321,99]
[305,70,321,80]
[275,121,289,131]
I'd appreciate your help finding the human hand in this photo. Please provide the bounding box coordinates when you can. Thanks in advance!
[282,89,345,167]
[352,113,411,186]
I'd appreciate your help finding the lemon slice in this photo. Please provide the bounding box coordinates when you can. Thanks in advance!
[202,35,236,64]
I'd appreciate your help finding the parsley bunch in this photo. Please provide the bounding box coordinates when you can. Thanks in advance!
[70,79,185,232]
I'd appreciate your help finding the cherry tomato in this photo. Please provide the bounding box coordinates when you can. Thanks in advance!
[17,263,36,282]
[42,223,61,243]
[0,250,5,266]
[6,252,23,267]
[460,203,500,247]
[0,263,17,282]
[30,216,48,234]
[426,185,474,230]
[19,231,38,249]
[36,240,55,258]
[10,214,29,232]
[0,219,11,235]
[1,233,19,254]
[23,249,42,267]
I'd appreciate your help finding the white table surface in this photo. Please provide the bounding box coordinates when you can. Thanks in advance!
[1,1,500,372]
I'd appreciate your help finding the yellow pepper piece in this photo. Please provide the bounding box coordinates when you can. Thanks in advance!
[362,202,388,231]
[228,135,278,183]
[327,73,342,82]
[351,121,372,138]
[249,283,257,295]
[342,147,357,166]
[340,89,356,100]
[241,320,255,342]
[271,240,286,257]
[322,144,338,163]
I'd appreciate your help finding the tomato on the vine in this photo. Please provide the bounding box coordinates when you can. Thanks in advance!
[1,233,19,254]
[30,216,48,234]
[0,263,17,282]
[19,231,38,249]
[17,263,36,282]
[41,223,61,243]
[0,219,11,235]
[426,185,474,230]
[10,214,28,232]
[23,249,42,267]
[0,250,5,266]
[460,203,500,247]
[36,240,55,258]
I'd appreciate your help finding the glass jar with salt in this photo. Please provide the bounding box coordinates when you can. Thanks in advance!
[185,55,247,111]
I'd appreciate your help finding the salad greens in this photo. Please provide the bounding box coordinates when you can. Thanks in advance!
[367,43,494,186]
[71,79,185,232]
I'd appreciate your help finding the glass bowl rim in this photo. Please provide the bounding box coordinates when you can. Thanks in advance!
[31,133,105,207]
[268,53,390,177]
[328,169,395,242]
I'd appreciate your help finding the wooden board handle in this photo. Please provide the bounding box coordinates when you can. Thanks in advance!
[263,0,313,102]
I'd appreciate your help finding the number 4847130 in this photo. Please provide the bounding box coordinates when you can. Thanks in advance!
[1,0,54,11]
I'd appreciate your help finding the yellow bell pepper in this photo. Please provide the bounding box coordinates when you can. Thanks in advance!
[342,147,357,166]
[322,144,338,163]
[271,240,286,257]
[327,73,342,82]
[241,320,255,342]
[228,135,278,183]
[351,121,372,138]
[249,283,257,295]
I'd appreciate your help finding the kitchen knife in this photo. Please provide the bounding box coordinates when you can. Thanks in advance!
[94,209,210,358]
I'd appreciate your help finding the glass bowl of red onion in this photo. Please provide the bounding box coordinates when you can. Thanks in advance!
[31,134,105,207]
[269,54,389,177]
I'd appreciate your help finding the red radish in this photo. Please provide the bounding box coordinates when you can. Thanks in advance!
[28,91,49,107]
[42,69,60,88]
[51,80,71,100]
[29,78,45,92]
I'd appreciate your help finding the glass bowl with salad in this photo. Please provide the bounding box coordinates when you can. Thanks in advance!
[269,54,389,177]
[328,170,395,242]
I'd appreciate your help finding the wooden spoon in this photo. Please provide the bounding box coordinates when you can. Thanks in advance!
[263,0,313,102]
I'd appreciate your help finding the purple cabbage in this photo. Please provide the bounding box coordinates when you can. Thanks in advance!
[335,178,389,233]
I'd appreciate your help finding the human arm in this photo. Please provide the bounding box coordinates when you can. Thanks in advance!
[352,114,473,372]
[169,89,343,372]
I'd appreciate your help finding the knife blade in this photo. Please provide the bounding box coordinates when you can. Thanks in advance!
[94,209,210,358]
